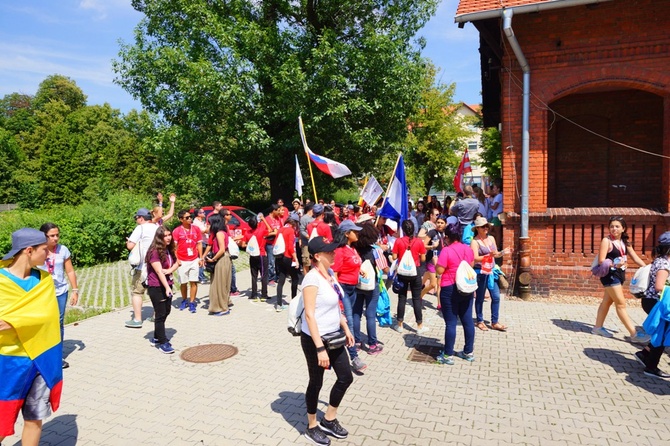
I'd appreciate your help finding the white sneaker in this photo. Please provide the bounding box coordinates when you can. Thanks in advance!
[417,326,430,334]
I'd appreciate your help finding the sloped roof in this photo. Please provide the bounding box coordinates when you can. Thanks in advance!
[456,0,553,17]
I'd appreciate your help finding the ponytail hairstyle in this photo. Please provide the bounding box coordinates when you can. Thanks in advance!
[608,216,629,246]
[401,219,415,240]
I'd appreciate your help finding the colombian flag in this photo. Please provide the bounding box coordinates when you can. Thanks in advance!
[0,261,62,436]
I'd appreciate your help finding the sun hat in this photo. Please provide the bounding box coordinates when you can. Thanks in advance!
[356,213,374,224]
[473,216,491,228]
[308,237,340,255]
[2,228,48,260]
[339,220,362,233]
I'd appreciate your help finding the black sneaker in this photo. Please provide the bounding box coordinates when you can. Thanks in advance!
[643,368,670,379]
[304,426,331,445]
[319,418,348,439]
[635,351,648,367]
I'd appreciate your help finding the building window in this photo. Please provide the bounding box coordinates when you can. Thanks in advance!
[468,141,478,152]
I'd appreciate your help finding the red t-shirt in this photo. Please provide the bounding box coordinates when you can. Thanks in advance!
[173,225,202,261]
[245,225,268,256]
[209,231,229,255]
[306,220,333,242]
[265,215,282,244]
[333,245,362,285]
[278,226,296,259]
[392,236,426,267]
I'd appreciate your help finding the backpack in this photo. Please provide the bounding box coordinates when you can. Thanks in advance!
[227,235,240,259]
[630,263,652,298]
[309,227,319,240]
[357,259,376,291]
[287,292,304,336]
[396,239,418,277]
[273,233,286,256]
[452,245,478,294]
[128,225,144,268]
[246,235,260,257]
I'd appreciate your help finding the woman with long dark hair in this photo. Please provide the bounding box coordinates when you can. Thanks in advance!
[391,219,427,334]
[203,213,233,316]
[145,226,180,354]
[592,216,648,344]
[39,222,79,368]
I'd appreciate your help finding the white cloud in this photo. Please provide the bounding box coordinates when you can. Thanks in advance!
[79,0,108,20]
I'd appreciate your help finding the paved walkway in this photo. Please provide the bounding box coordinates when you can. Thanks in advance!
[5,272,670,446]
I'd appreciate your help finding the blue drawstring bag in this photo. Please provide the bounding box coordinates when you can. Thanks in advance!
[377,277,393,327]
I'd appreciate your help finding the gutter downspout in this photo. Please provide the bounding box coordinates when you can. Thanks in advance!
[502,9,532,299]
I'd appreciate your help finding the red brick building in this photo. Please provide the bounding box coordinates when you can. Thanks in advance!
[455,0,670,297]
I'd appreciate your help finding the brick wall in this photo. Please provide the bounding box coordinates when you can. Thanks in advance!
[495,0,670,297]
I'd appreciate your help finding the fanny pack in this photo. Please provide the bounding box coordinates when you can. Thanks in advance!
[321,329,346,350]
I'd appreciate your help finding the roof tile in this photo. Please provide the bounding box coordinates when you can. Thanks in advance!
[456,0,555,17]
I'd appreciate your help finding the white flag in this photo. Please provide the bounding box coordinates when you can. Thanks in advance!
[360,175,384,206]
[295,155,304,196]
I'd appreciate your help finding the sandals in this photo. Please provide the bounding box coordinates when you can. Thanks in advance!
[476,322,489,331]
[491,323,508,332]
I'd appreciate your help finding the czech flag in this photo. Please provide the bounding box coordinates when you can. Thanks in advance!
[453,149,472,193]
[0,263,62,436]
[299,116,352,179]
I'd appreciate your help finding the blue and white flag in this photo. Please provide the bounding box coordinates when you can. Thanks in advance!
[379,154,408,224]
[295,155,304,197]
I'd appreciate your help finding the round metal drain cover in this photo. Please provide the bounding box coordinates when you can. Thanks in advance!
[180,344,238,363]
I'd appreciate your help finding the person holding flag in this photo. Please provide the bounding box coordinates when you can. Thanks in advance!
[453,149,472,194]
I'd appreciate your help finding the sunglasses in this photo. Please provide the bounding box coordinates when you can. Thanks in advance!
[182,215,192,220]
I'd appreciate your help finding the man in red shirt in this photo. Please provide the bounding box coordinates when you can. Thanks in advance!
[305,204,332,242]
[173,210,203,313]
[244,218,269,301]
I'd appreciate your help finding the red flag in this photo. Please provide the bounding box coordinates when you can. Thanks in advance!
[453,149,472,193]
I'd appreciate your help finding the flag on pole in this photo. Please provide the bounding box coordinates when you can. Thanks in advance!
[298,116,351,179]
[295,155,304,196]
[453,149,472,193]
[379,155,408,223]
[360,175,383,206]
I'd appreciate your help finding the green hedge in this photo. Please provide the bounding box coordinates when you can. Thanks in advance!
[0,191,152,267]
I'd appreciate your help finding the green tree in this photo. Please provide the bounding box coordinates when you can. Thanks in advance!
[0,128,23,202]
[33,74,87,111]
[115,0,438,201]
[404,68,476,195]
[0,93,35,134]
[478,127,502,180]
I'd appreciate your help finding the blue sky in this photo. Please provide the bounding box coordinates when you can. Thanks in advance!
[0,0,481,114]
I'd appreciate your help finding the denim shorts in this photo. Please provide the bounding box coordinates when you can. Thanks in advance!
[600,271,624,287]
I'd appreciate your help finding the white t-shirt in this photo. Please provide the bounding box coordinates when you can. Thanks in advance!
[128,223,158,269]
[491,193,503,218]
[300,268,342,336]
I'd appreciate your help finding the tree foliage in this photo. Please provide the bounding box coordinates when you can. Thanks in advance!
[115,0,439,202]
[33,74,87,112]
[478,126,502,180]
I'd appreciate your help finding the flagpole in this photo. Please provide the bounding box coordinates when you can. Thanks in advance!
[375,153,402,226]
[299,116,318,202]
[358,176,368,206]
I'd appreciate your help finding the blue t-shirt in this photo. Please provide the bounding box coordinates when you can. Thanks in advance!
[0,268,41,292]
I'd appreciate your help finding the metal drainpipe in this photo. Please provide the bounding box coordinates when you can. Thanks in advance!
[502,9,532,298]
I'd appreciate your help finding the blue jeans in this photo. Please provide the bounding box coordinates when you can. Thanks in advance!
[340,283,358,359]
[56,291,68,343]
[230,263,238,292]
[267,246,277,282]
[439,284,475,356]
[199,243,207,282]
[353,286,380,346]
[475,274,500,324]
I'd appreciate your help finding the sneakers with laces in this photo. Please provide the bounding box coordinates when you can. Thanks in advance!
[367,344,383,355]
[189,302,197,313]
[351,357,367,372]
[304,426,330,445]
[125,319,142,328]
[456,351,475,362]
[319,418,348,439]
[436,353,454,365]
[416,326,430,334]
[643,368,670,379]
[591,326,614,338]
[157,342,174,354]
[627,331,651,345]
[179,299,188,311]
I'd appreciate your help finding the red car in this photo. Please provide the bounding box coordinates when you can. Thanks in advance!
[192,205,258,243]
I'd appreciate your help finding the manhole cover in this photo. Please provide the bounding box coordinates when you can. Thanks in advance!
[408,345,442,363]
[180,344,238,363]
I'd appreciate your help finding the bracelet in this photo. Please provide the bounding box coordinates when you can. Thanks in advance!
[316,346,327,353]
[72,288,79,292]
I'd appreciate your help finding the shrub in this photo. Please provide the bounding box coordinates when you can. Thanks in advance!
[0,191,151,267]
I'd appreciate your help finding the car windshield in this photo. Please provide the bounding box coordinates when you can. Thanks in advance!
[235,208,258,224]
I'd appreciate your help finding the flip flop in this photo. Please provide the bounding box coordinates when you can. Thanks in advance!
[476,321,489,331]
[491,323,507,332]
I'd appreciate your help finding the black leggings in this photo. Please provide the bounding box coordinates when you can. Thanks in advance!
[277,256,299,304]
[148,286,172,344]
[249,255,269,299]
[397,273,423,324]
[301,333,353,415]
[642,298,666,370]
